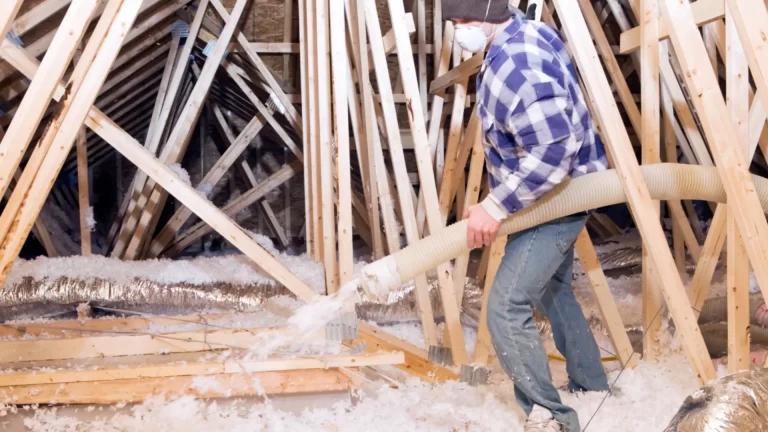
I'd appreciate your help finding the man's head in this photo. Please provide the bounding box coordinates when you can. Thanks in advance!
[442,0,512,53]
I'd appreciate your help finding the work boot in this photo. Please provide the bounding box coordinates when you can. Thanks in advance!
[524,405,564,431]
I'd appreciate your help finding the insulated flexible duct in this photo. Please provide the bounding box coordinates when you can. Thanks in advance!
[360,164,768,298]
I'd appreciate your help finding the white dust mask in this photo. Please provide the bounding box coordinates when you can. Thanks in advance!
[454,24,488,53]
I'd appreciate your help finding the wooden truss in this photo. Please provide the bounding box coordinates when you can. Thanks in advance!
[0,0,766,406]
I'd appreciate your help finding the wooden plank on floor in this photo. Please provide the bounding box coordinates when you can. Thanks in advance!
[0,369,351,405]
[0,351,404,387]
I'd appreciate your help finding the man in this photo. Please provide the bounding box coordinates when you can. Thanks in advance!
[441,1,610,431]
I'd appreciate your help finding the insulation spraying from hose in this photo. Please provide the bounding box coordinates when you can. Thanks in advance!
[358,164,768,300]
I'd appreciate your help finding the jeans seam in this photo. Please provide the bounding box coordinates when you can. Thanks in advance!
[500,227,539,400]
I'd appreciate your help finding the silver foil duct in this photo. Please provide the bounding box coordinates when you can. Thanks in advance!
[0,274,624,348]
[665,367,768,432]
[0,276,291,321]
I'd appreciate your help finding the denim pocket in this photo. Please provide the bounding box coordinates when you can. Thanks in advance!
[556,215,587,255]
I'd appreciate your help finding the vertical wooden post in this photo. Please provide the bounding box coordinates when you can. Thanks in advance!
[316,0,338,292]
[282,0,294,90]
[416,0,427,111]
[725,3,750,373]
[330,0,352,286]
[76,128,91,256]
[472,236,507,365]
[299,0,313,256]
[640,0,662,362]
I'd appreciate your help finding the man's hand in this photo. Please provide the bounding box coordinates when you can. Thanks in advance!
[464,204,501,249]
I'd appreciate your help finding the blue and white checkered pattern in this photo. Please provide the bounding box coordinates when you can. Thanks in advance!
[476,15,608,218]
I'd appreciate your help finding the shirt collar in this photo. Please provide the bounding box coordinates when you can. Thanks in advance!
[481,14,524,73]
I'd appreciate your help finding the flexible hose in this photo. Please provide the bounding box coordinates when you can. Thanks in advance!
[360,164,768,298]
[698,294,766,326]
[699,323,768,357]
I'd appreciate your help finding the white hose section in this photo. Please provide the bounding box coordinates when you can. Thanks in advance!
[359,164,768,296]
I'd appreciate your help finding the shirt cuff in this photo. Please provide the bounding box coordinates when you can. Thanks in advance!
[481,196,509,222]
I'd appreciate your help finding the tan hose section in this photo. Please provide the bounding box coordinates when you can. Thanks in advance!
[359,164,768,298]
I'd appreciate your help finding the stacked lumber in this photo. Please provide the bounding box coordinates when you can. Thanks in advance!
[0,313,403,404]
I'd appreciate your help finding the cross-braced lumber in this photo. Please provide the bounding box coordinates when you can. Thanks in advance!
[0,0,143,284]
[108,1,208,253]
[114,0,249,261]
[363,0,440,351]
[659,0,768,325]
[0,0,96,201]
[381,0,468,366]
[554,0,716,383]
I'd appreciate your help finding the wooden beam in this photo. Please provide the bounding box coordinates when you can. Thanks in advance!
[0,1,23,42]
[344,0,383,258]
[0,369,351,405]
[0,326,323,364]
[0,351,404,387]
[725,3,750,373]
[76,128,92,256]
[11,0,69,37]
[620,0,725,54]
[640,0,663,362]
[299,0,312,255]
[575,229,637,367]
[555,0,715,383]
[660,0,768,327]
[429,52,483,96]
[146,110,266,258]
[331,0,353,287]
[472,236,506,365]
[0,0,96,200]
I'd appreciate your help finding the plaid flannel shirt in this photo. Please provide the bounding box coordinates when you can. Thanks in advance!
[477,14,608,221]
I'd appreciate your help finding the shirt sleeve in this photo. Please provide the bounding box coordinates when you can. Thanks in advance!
[484,68,580,219]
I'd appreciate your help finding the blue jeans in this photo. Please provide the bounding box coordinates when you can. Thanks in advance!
[487,214,609,432]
